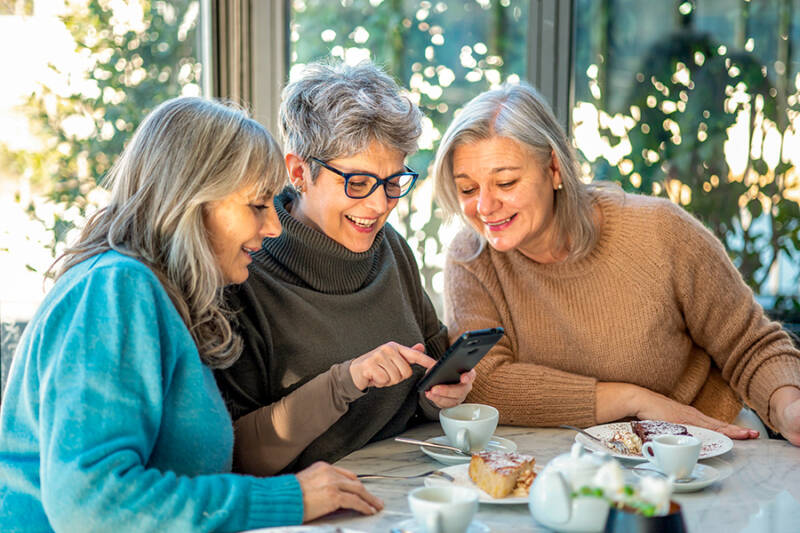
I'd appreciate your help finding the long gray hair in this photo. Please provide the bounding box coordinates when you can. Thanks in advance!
[53,97,285,368]
[433,82,601,261]
[279,60,422,176]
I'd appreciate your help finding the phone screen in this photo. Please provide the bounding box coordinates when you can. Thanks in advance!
[416,327,504,392]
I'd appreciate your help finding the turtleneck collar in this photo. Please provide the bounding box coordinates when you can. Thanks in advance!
[252,187,385,294]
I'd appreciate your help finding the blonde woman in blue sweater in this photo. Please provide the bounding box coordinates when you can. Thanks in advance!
[0,97,381,532]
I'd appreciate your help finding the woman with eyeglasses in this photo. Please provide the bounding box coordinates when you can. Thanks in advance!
[214,61,475,476]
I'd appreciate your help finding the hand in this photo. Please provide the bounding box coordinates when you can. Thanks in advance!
[349,342,436,391]
[425,368,477,409]
[770,386,800,446]
[295,462,384,522]
[632,385,759,440]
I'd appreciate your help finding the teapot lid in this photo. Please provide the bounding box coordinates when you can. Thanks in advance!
[549,442,609,472]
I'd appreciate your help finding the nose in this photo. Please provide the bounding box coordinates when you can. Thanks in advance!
[361,185,390,214]
[476,187,499,217]
[259,207,282,238]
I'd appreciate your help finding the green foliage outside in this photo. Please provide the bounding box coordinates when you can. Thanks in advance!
[1,0,201,257]
[575,0,800,315]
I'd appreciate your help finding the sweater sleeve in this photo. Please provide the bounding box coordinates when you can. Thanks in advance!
[232,360,365,475]
[444,248,598,427]
[666,205,800,429]
[37,263,303,533]
[218,284,365,476]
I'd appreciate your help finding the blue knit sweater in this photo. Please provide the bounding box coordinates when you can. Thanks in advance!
[0,251,304,532]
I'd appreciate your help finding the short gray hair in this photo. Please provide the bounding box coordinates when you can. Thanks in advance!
[279,60,422,178]
[433,82,601,261]
[54,97,286,369]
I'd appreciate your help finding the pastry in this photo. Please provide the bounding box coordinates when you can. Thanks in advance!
[607,430,643,455]
[468,451,535,498]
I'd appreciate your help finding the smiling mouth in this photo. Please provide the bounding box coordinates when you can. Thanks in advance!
[241,245,260,254]
[481,214,516,227]
[345,214,378,229]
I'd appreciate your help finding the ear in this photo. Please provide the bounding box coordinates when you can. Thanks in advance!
[550,149,563,190]
[285,153,308,189]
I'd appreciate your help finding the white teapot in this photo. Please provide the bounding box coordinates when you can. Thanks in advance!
[528,442,613,532]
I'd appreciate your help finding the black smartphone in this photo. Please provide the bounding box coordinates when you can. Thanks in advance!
[416,327,504,392]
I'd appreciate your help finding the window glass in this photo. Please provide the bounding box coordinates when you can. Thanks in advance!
[573,0,800,315]
[0,0,206,391]
[290,0,528,309]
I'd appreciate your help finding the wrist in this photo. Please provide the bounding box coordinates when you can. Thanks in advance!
[348,362,366,391]
[769,385,800,428]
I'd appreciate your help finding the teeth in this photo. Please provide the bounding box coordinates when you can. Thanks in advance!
[481,216,513,226]
[346,215,377,228]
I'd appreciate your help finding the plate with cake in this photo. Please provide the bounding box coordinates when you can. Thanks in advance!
[419,435,518,465]
[424,451,538,504]
[574,420,733,461]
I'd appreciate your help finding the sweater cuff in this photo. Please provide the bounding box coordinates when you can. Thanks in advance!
[331,360,366,405]
[245,474,304,529]
[748,354,800,428]
[418,391,441,420]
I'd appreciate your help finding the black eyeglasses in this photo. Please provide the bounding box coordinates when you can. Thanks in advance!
[311,157,419,199]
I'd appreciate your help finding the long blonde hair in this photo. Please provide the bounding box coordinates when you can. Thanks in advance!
[433,82,601,261]
[53,97,285,368]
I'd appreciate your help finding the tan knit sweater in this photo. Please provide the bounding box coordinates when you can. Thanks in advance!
[444,190,800,430]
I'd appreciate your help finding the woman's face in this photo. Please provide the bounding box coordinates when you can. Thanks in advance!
[452,136,562,259]
[291,141,404,253]
[204,183,281,284]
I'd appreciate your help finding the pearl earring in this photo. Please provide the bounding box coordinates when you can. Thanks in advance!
[557,183,563,190]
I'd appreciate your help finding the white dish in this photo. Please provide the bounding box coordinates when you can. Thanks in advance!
[574,422,733,461]
[424,463,538,504]
[632,463,722,493]
[394,518,490,533]
[419,435,517,465]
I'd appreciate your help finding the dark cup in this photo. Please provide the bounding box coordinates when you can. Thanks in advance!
[604,501,687,533]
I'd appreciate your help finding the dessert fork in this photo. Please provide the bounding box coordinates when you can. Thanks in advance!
[559,424,632,455]
[356,470,455,481]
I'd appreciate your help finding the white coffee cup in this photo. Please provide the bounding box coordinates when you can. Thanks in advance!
[408,486,479,533]
[439,403,499,452]
[642,434,701,479]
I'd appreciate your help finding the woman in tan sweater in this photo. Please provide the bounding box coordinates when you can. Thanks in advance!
[432,82,800,445]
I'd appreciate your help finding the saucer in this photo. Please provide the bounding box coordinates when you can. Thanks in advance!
[632,463,721,493]
[394,518,489,533]
[419,435,517,465]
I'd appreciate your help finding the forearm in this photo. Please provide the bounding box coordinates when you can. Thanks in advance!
[233,361,364,476]
[468,356,598,427]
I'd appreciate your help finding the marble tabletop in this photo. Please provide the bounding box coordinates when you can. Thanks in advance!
[304,423,800,533]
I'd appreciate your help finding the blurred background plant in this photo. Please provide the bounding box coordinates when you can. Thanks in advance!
[573,0,800,316]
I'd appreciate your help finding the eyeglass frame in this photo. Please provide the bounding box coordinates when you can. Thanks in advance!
[310,157,419,199]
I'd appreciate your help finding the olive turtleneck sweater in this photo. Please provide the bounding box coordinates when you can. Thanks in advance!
[215,188,448,475]
[445,190,800,429]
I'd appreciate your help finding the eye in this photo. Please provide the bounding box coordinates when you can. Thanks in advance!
[498,180,518,188]
[250,204,270,212]
[458,187,477,196]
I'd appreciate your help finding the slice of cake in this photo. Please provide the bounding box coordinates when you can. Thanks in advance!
[468,451,535,499]
[607,430,643,455]
[631,420,691,443]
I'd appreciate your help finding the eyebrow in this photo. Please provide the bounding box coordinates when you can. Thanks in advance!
[454,165,522,179]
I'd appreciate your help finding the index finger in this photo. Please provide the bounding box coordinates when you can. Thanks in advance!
[397,345,436,369]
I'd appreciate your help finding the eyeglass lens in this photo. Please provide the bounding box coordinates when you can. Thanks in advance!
[346,174,415,199]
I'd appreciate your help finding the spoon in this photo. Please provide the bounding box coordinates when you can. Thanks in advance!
[394,437,470,455]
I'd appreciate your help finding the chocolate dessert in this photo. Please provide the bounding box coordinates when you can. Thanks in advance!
[631,420,691,443]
